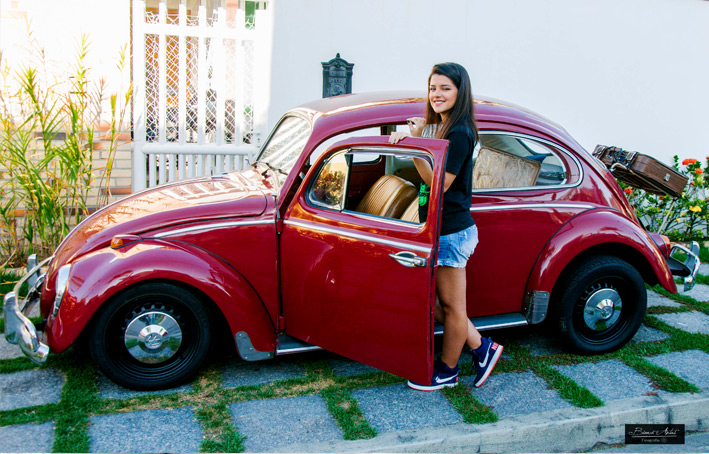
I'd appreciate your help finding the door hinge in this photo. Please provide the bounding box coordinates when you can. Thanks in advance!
[278,315,287,330]
[276,219,284,234]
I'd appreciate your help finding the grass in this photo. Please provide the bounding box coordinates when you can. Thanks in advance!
[1,274,707,452]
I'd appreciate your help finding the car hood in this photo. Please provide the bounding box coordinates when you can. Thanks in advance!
[52,168,270,266]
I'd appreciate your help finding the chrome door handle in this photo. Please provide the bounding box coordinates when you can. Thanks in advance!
[389,251,427,268]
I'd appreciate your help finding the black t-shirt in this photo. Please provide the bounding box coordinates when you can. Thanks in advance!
[419,123,476,235]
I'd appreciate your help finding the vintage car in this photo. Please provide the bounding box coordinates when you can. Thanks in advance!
[4,91,700,390]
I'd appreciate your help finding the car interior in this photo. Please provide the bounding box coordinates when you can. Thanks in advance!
[305,125,570,225]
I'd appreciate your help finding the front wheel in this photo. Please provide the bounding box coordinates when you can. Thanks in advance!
[554,255,646,354]
[88,282,211,390]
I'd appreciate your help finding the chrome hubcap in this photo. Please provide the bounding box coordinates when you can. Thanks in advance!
[124,311,182,364]
[582,287,622,331]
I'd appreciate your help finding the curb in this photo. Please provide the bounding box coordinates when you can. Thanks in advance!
[277,392,709,453]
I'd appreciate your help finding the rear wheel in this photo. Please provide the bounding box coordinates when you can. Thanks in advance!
[555,255,646,354]
[88,282,211,390]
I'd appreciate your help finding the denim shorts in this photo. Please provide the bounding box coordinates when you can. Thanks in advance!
[437,224,479,268]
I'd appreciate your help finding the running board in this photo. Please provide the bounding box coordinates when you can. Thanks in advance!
[276,313,528,356]
[433,312,528,336]
[276,334,322,356]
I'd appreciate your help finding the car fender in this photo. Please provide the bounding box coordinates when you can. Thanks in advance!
[45,239,276,356]
[526,208,676,299]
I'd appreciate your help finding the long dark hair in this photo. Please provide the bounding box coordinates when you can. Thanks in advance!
[425,62,478,140]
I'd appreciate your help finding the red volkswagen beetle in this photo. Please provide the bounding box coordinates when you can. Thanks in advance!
[4,91,700,390]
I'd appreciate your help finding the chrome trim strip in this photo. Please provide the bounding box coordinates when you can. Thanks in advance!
[471,203,594,213]
[284,219,432,254]
[153,220,274,238]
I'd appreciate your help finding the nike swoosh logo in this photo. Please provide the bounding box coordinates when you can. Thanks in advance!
[434,376,456,384]
[479,350,490,368]
[478,343,497,368]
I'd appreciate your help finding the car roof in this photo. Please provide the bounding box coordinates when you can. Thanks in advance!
[295,91,578,150]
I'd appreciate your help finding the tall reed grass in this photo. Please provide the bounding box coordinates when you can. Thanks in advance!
[0,32,131,268]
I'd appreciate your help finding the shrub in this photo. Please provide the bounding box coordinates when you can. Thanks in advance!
[622,155,709,241]
[0,33,131,267]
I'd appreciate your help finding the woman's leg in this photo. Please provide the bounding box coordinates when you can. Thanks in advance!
[436,266,482,368]
[434,296,482,351]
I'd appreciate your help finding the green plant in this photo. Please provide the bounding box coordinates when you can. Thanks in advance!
[0,31,131,266]
[622,155,709,240]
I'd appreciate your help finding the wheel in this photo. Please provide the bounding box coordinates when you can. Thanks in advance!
[88,282,211,390]
[554,255,646,354]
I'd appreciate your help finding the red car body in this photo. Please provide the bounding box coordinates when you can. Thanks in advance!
[4,91,698,390]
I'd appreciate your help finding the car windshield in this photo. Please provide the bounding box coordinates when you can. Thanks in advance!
[255,115,311,186]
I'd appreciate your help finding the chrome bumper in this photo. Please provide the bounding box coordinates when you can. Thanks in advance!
[669,241,701,292]
[3,254,53,364]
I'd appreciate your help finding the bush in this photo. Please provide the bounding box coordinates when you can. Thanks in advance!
[622,155,709,241]
[0,33,131,267]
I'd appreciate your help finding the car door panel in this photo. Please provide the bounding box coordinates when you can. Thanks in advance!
[280,136,448,385]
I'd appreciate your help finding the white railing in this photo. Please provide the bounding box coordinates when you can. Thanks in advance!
[141,143,257,186]
[132,0,270,189]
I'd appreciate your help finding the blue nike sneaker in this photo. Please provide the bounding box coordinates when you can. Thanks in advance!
[407,359,459,391]
[471,337,503,387]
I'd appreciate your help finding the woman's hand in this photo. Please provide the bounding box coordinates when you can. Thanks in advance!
[389,131,410,144]
[389,117,426,144]
[407,117,425,137]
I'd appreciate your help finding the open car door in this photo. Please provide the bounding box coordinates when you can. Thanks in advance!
[280,136,448,385]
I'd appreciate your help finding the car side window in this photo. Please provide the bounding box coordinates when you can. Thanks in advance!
[310,153,348,211]
[475,134,568,189]
[307,148,429,224]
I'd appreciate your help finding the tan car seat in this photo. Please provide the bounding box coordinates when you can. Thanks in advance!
[399,198,420,223]
[356,175,417,219]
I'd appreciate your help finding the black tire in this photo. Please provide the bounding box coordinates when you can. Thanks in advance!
[88,282,211,390]
[554,255,646,354]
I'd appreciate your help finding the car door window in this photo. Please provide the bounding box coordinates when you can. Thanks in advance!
[475,134,569,189]
[307,148,429,224]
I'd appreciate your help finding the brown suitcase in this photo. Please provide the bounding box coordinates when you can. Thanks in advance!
[593,145,688,198]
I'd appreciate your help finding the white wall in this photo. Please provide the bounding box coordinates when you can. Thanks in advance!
[0,0,131,120]
[268,0,709,164]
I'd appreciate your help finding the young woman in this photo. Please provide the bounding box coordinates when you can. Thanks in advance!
[390,62,503,391]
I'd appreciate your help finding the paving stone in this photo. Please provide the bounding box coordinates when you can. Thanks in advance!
[462,370,571,418]
[88,407,202,453]
[699,263,709,276]
[646,290,682,308]
[652,311,709,335]
[327,356,380,376]
[97,372,192,399]
[630,324,670,343]
[495,326,563,356]
[0,337,24,360]
[517,333,563,356]
[0,422,54,453]
[0,369,64,411]
[352,383,462,433]
[229,394,341,452]
[680,282,709,302]
[221,357,306,388]
[646,350,709,391]
[552,360,655,402]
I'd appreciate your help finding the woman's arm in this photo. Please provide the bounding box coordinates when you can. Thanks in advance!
[414,157,456,192]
